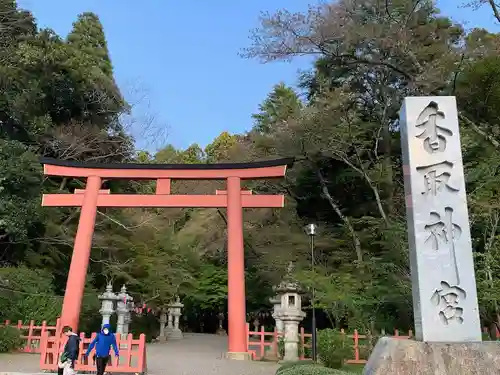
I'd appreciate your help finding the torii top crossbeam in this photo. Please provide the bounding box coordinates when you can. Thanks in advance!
[41,157,293,179]
[40,156,293,360]
[41,157,293,208]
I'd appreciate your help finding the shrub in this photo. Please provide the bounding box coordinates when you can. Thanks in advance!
[317,329,353,369]
[277,363,356,375]
[276,360,316,375]
[0,326,24,353]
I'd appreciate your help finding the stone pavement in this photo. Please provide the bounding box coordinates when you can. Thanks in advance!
[0,333,279,375]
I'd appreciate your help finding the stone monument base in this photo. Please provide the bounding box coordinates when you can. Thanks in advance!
[363,337,500,375]
[168,329,183,340]
[216,328,227,336]
[225,351,252,361]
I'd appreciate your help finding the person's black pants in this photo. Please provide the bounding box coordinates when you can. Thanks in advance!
[96,356,109,375]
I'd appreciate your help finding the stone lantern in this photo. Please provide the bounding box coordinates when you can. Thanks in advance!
[116,285,133,337]
[274,263,306,362]
[216,312,227,336]
[159,307,168,342]
[99,283,119,327]
[167,296,184,340]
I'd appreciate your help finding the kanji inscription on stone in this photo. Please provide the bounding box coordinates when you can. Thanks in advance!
[431,281,466,326]
[400,96,481,342]
[416,161,459,196]
[415,101,453,153]
[424,207,461,285]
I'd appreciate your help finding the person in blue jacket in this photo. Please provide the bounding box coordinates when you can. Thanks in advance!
[84,324,119,375]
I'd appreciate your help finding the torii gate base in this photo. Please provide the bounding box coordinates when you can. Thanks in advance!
[41,157,292,360]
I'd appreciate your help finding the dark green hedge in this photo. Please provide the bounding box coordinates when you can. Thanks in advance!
[276,363,357,375]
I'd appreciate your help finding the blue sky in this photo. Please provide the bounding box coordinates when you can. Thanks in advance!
[17,0,499,152]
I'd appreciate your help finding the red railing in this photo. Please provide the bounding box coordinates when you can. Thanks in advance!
[246,325,413,364]
[246,324,281,360]
[39,330,147,373]
[1,319,60,353]
[338,329,413,364]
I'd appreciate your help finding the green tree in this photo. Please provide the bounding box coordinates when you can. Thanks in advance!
[205,131,237,163]
[67,12,113,76]
[252,83,302,134]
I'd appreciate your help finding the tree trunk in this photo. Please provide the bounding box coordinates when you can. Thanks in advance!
[315,166,363,262]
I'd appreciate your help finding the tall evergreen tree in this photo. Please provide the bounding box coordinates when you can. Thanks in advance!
[67,12,113,77]
[252,83,302,134]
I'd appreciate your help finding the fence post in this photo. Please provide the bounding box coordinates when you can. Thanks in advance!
[272,328,278,359]
[27,320,35,351]
[260,326,265,359]
[353,330,360,361]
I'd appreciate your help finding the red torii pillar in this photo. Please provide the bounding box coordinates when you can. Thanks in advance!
[40,157,292,359]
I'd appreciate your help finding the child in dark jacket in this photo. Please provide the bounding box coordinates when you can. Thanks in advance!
[84,324,119,375]
[58,325,80,375]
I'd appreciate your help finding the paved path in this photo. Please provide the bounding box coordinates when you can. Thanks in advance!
[0,333,279,375]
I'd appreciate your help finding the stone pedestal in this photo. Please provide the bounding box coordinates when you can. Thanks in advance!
[166,308,174,335]
[281,318,305,362]
[159,310,167,342]
[225,352,252,361]
[364,337,500,375]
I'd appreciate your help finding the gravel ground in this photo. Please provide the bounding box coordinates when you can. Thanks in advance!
[0,333,279,375]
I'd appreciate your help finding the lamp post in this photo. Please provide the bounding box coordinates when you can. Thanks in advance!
[305,223,317,362]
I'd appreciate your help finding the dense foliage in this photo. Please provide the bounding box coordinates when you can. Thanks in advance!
[317,329,353,369]
[0,0,499,340]
[0,326,24,353]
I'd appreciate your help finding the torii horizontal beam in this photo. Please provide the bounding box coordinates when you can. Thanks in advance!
[42,193,284,208]
[40,157,294,179]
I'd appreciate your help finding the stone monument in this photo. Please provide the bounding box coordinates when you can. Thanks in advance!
[167,296,184,340]
[364,96,500,374]
[98,283,119,327]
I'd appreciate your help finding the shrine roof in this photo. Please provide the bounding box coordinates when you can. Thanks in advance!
[40,157,294,170]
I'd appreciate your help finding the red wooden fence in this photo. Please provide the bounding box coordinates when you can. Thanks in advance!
[39,330,147,373]
[337,329,412,364]
[246,325,281,360]
[1,319,60,353]
[246,324,413,364]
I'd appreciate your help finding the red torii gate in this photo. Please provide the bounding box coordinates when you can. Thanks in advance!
[40,157,292,359]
